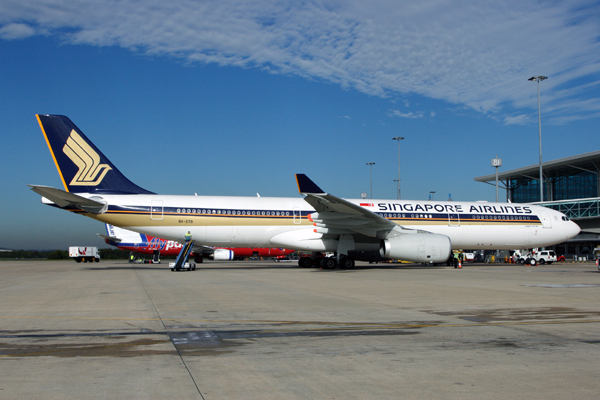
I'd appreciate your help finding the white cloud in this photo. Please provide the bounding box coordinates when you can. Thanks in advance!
[389,110,424,119]
[503,115,530,125]
[0,23,36,39]
[1,0,599,123]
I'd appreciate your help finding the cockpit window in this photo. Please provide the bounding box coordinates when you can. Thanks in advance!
[562,216,570,221]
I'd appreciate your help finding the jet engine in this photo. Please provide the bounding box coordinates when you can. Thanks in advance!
[380,233,451,263]
[211,249,235,261]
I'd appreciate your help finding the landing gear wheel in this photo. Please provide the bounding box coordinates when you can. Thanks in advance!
[323,258,337,269]
[340,258,355,269]
[299,257,313,268]
[318,258,336,269]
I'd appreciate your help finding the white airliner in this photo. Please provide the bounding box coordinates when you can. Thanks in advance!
[30,115,580,268]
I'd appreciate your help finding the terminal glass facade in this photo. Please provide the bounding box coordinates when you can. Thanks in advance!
[510,170,598,203]
[510,178,542,203]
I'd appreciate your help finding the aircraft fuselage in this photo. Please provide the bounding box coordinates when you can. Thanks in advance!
[42,193,579,251]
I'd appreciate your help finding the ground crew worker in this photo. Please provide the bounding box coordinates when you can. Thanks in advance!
[185,231,192,243]
[453,251,459,268]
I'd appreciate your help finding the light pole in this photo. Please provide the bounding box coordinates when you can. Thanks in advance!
[366,162,375,199]
[529,75,547,201]
[429,191,436,201]
[492,155,502,202]
[392,136,404,199]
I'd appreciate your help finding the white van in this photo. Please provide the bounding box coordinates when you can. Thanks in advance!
[533,250,557,264]
[514,250,556,265]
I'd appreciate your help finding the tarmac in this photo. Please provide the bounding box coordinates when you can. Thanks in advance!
[1,259,600,399]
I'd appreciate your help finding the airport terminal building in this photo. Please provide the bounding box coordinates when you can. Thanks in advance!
[474,151,600,258]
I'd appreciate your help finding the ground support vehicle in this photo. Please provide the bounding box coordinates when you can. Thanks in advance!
[169,261,196,271]
[532,250,557,264]
[69,247,100,263]
[513,249,556,265]
[169,240,197,271]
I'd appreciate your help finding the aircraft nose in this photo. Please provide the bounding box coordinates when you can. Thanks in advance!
[570,221,581,238]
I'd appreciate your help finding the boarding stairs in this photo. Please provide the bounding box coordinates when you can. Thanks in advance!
[170,240,196,271]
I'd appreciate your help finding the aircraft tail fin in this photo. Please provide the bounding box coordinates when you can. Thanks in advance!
[36,114,154,195]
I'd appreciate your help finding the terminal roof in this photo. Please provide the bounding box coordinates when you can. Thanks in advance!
[474,150,600,183]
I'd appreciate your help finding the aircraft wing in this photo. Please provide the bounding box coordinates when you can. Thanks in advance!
[28,185,107,214]
[192,243,217,255]
[295,174,402,239]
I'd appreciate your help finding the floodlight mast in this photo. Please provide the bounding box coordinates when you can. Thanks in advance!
[366,162,375,199]
[528,75,547,202]
[392,136,404,199]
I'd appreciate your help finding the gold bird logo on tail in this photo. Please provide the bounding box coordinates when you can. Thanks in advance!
[63,130,112,186]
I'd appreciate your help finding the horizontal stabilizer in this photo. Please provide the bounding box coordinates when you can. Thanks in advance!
[296,174,325,194]
[28,185,107,214]
[97,234,122,243]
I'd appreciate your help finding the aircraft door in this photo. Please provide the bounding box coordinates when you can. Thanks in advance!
[539,210,552,229]
[293,207,302,224]
[151,200,163,221]
[448,213,460,226]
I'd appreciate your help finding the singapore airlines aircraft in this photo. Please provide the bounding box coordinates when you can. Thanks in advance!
[30,115,580,269]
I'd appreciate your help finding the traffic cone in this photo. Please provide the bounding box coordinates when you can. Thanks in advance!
[596,258,598,266]
[458,260,462,269]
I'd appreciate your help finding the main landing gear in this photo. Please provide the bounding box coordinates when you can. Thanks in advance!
[298,254,355,270]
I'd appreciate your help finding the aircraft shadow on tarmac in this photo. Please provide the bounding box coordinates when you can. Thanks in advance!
[84,262,449,272]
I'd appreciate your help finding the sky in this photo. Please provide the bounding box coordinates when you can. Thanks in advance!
[1,0,600,250]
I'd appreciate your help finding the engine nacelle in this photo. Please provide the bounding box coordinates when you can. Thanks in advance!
[211,249,235,261]
[380,233,451,263]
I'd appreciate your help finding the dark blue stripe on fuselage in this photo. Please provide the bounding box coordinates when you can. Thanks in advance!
[94,205,541,224]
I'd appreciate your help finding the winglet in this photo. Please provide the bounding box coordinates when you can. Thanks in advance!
[295,174,325,194]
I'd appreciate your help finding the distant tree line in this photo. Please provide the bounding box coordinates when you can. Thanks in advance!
[0,250,56,259]
[0,248,132,260]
